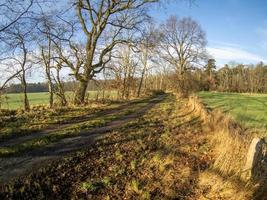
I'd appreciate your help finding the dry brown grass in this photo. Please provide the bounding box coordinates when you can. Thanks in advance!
[197,171,253,200]
[188,95,254,179]
[188,95,256,199]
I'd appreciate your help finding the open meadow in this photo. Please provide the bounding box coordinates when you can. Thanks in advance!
[198,91,267,131]
[0,91,118,110]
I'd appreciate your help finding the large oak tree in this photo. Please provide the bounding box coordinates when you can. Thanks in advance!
[73,0,159,104]
[158,16,207,93]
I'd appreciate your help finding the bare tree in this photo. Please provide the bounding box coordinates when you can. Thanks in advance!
[53,60,68,106]
[158,16,207,93]
[0,0,54,109]
[137,25,157,97]
[37,15,75,107]
[72,0,159,104]
[37,16,56,108]
[0,0,35,96]
[0,0,34,33]
[107,43,138,99]
[9,27,35,111]
[50,26,87,104]
[150,53,172,91]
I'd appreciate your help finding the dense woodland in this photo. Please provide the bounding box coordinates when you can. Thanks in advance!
[207,62,267,93]
[188,60,267,93]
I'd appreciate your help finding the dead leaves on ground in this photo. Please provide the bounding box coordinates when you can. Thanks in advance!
[0,95,213,200]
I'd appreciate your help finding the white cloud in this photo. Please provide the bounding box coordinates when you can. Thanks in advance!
[207,45,267,64]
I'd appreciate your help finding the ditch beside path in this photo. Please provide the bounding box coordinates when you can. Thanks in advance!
[0,94,166,184]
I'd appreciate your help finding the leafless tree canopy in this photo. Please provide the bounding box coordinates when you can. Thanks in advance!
[159,16,207,75]
[155,16,207,93]
[0,0,217,109]
[71,0,159,104]
[0,0,34,33]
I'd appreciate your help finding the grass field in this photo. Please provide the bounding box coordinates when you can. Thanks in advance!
[0,91,118,109]
[198,91,267,130]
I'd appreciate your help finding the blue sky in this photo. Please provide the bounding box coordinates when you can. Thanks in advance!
[3,0,267,84]
[151,0,267,66]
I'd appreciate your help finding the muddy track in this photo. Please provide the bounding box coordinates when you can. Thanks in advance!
[0,98,150,148]
[0,95,166,184]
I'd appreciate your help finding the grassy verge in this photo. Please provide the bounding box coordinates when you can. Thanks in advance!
[0,99,150,157]
[0,96,152,142]
[188,95,254,199]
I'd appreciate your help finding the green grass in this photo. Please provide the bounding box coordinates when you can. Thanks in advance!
[0,98,150,157]
[0,91,118,109]
[198,91,267,130]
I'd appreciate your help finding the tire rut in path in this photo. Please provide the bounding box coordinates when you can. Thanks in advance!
[0,98,149,148]
[0,95,166,184]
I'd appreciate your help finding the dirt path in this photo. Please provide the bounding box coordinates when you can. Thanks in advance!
[0,94,257,199]
[0,98,149,148]
[0,95,166,184]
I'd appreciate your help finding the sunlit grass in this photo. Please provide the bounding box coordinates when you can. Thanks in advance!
[0,98,150,157]
[0,102,121,141]
[0,90,118,110]
[198,91,267,129]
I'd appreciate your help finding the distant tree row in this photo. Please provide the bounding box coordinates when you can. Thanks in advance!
[193,61,267,93]
[5,83,48,93]
[4,81,105,94]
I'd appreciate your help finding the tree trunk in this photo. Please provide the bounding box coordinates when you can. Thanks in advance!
[21,75,30,111]
[46,74,53,108]
[137,67,146,97]
[0,94,2,109]
[159,73,163,90]
[41,42,54,108]
[55,68,67,106]
[74,80,88,105]
[48,83,53,108]
[122,77,127,99]
[20,40,30,111]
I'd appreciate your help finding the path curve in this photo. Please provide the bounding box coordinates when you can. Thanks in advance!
[0,94,166,184]
[0,98,149,147]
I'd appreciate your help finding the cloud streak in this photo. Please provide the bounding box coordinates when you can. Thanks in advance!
[207,45,267,64]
